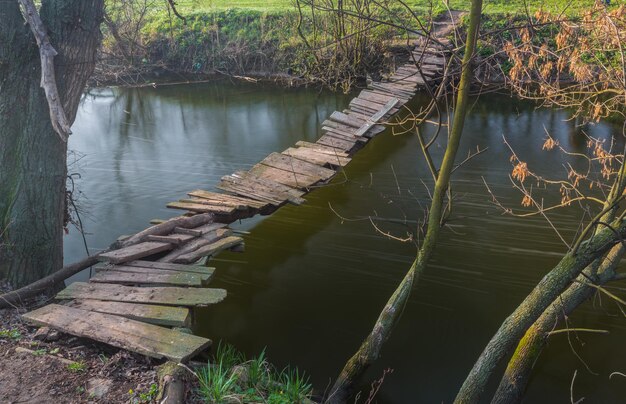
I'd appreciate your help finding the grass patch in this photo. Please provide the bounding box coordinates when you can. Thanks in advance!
[0,328,21,340]
[169,0,603,14]
[67,361,86,373]
[195,343,313,403]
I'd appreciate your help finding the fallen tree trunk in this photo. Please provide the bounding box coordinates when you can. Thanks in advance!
[0,254,99,309]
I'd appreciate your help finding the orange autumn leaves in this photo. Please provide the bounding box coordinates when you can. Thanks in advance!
[510,135,617,208]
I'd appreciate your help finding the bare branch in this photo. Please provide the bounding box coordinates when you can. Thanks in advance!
[18,0,71,142]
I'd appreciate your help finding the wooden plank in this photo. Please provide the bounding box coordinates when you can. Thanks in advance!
[354,98,398,137]
[56,282,227,307]
[95,265,214,281]
[350,97,399,115]
[370,82,415,97]
[260,152,336,180]
[90,269,209,287]
[282,147,351,167]
[359,90,408,105]
[295,140,346,154]
[174,236,244,264]
[120,213,213,248]
[369,84,414,97]
[167,201,237,215]
[98,241,173,264]
[316,134,357,151]
[248,164,322,189]
[124,260,215,275]
[188,190,268,210]
[179,198,250,211]
[144,234,191,245]
[328,111,364,129]
[174,227,203,236]
[219,172,307,205]
[321,125,361,142]
[68,299,191,327]
[159,228,232,263]
[232,171,306,198]
[217,181,286,206]
[23,304,209,362]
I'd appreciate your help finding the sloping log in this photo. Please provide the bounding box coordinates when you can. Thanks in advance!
[119,214,214,248]
[0,254,100,309]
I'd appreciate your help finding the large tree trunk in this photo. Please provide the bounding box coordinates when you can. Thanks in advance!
[0,0,103,288]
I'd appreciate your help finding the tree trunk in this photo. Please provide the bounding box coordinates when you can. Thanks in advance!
[326,1,483,402]
[0,1,104,288]
[491,245,624,404]
[453,218,626,403]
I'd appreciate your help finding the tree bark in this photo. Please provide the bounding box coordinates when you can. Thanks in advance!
[326,1,483,402]
[453,219,626,403]
[0,1,104,288]
[491,245,624,404]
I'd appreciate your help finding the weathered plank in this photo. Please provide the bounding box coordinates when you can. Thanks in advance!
[249,164,322,189]
[159,228,233,263]
[94,264,214,282]
[23,304,209,362]
[98,241,173,264]
[56,282,227,307]
[90,269,209,287]
[174,227,203,236]
[188,190,268,210]
[167,201,237,215]
[350,97,399,115]
[328,111,365,129]
[295,140,346,154]
[144,234,192,245]
[370,82,415,97]
[316,134,357,151]
[173,236,244,264]
[68,299,191,327]
[124,260,215,275]
[217,181,286,206]
[120,213,214,248]
[282,147,351,167]
[354,98,398,137]
[260,153,336,180]
[228,171,306,199]
[359,90,408,105]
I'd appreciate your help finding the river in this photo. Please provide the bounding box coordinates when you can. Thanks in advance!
[67,80,626,403]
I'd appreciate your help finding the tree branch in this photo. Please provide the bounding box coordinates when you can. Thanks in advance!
[18,0,71,142]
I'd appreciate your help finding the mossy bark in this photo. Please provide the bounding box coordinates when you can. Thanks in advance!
[0,1,103,288]
[491,244,624,404]
[454,221,626,403]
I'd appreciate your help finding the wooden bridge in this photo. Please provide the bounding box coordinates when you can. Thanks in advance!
[23,26,457,363]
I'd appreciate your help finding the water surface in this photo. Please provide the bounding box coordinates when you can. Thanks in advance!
[68,81,626,403]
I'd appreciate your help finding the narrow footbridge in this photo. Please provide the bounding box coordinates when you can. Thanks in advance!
[23,34,455,362]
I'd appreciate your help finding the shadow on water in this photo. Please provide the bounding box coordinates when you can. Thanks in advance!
[68,82,626,403]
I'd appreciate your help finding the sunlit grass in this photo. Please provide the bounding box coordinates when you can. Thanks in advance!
[173,0,603,14]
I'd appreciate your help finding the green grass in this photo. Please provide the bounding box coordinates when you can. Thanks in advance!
[0,328,21,340]
[173,0,607,14]
[67,361,86,373]
[195,343,313,403]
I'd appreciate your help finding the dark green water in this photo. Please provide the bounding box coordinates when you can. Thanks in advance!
[68,81,626,403]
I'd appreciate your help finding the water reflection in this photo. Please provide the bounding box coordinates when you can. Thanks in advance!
[67,82,626,403]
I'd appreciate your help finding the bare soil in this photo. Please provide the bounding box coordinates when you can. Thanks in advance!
[0,303,161,403]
